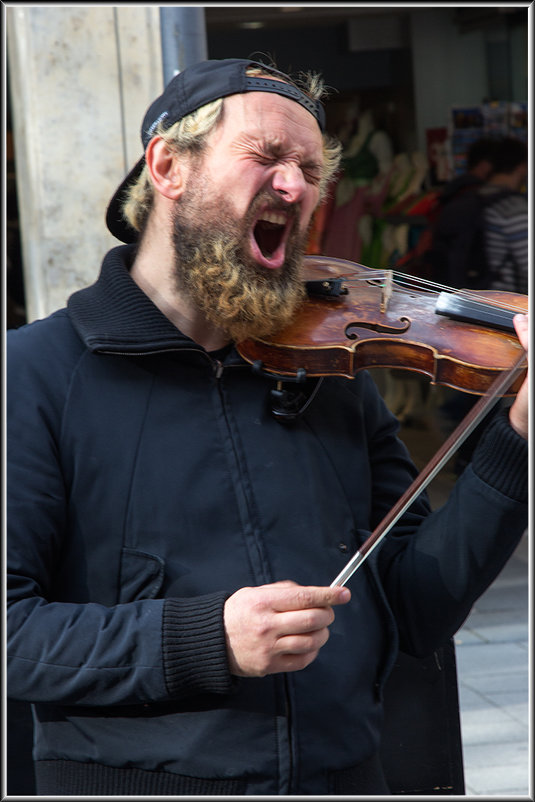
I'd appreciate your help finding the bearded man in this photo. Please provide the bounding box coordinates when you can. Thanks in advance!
[7,59,528,796]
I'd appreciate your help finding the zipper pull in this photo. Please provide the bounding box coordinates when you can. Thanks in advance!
[213,359,224,379]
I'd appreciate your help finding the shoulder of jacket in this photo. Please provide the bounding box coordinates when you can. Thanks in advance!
[7,308,86,386]
[8,308,82,352]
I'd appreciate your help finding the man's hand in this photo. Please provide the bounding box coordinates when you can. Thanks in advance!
[224,580,351,677]
[509,314,529,439]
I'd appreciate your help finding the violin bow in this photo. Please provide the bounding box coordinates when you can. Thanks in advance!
[330,352,527,588]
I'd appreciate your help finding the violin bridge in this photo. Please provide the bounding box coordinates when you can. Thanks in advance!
[380,270,393,313]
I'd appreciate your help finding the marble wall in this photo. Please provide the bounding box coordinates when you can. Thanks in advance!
[7,6,163,321]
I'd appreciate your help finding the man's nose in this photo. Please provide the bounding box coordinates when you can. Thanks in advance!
[271,163,307,203]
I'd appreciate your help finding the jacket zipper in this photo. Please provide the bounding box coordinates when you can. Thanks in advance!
[98,347,237,376]
[283,674,294,793]
[212,359,295,793]
[96,346,206,358]
[213,359,224,379]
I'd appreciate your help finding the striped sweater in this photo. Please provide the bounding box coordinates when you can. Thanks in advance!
[481,185,528,294]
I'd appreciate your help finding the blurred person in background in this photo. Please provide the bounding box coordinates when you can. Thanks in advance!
[479,136,528,295]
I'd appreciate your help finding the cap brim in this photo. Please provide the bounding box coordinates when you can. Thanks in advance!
[105,157,145,243]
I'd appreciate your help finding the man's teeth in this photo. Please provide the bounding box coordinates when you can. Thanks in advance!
[259,210,287,226]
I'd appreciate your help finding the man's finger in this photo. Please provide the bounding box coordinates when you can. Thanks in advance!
[269,584,351,612]
[513,313,529,351]
[274,606,335,636]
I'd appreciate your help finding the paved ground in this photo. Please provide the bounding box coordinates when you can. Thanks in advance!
[455,531,529,797]
[391,374,530,798]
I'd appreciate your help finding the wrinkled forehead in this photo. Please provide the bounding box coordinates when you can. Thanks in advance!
[219,90,324,152]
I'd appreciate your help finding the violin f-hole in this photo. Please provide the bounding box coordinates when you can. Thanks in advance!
[345,317,412,340]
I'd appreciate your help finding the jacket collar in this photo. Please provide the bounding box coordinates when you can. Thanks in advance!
[67,244,202,354]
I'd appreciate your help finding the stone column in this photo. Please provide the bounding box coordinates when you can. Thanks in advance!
[7,6,163,321]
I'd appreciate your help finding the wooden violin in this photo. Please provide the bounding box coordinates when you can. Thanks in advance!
[237,256,528,587]
[237,255,527,395]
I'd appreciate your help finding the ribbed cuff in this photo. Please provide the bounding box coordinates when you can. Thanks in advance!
[162,592,233,698]
[472,408,528,502]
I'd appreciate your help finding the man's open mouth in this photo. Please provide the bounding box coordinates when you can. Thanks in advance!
[251,208,294,268]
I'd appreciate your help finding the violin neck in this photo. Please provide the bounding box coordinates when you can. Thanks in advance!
[435,292,516,333]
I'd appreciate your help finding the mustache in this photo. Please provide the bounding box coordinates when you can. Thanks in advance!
[246,190,301,222]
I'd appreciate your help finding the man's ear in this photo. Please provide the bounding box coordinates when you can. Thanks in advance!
[145,137,184,200]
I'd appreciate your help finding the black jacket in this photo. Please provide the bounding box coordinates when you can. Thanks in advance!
[7,245,528,795]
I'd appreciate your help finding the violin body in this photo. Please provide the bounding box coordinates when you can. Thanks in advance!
[238,256,527,396]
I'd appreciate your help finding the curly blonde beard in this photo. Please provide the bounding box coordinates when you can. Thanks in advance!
[171,188,308,344]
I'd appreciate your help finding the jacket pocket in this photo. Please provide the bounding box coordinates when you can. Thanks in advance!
[119,548,165,603]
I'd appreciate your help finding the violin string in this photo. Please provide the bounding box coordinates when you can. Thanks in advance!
[336,270,526,316]
[393,269,526,310]
[443,296,517,327]
[392,275,525,318]
[349,270,525,312]
[340,269,512,302]
[332,264,499,298]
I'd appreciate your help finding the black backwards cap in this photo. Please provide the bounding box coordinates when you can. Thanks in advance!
[106,58,326,243]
